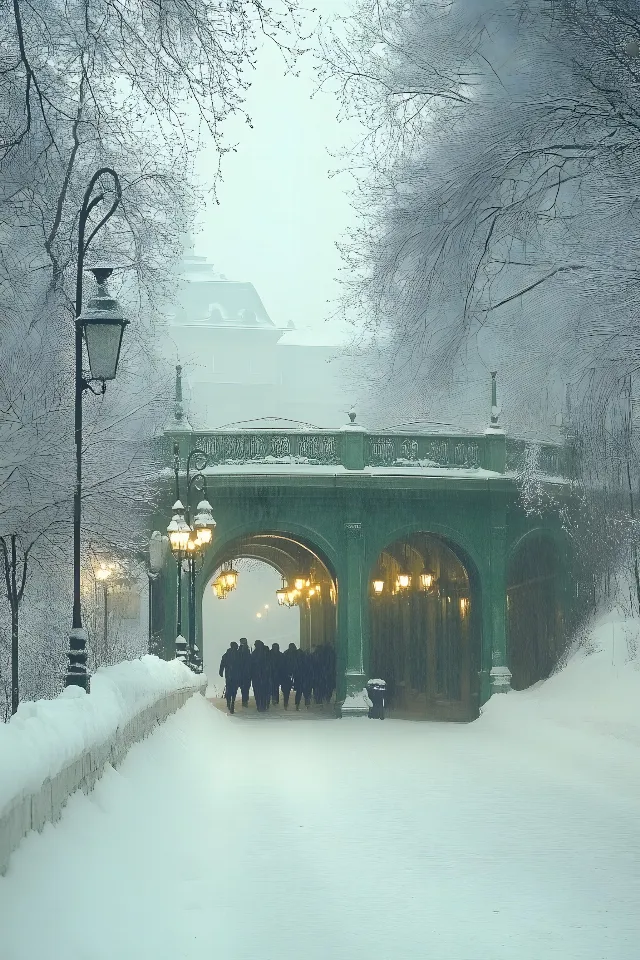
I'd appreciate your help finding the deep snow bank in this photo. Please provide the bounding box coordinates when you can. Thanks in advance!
[474,613,640,811]
[481,613,640,738]
[0,656,202,817]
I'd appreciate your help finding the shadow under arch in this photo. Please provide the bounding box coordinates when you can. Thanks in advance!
[198,521,341,592]
[507,529,566,690]
[367,528,482,721]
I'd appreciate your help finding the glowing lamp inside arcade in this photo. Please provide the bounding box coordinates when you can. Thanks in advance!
[420,572,434,591]
[224,568,238,589]
[372,579,384,595]
[459,597,469,616]
[294,577,306,591]
[397,573,411,590]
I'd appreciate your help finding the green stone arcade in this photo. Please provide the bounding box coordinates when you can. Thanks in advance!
[148,381,577,720]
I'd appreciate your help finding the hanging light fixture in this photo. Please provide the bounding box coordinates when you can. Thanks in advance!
[372,579,384,595]
[212,578,227,600]
[222,561,238,591]
[419,572,435,591]
[396,572,411,590]
[294,576,307,591]
[276,581,288,605]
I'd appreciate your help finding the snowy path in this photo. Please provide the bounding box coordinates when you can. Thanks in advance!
[1,692,639,960]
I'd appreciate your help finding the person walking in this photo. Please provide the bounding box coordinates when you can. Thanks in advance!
[294,648,313,710]
[269,642,283,705]
[219,642,240,714]
[237,637,252,707]
[251,639,271,712]
[311,645,324,704]
[280,642,297,710]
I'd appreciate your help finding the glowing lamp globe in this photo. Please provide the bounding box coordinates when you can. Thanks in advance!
[79,268,129,382]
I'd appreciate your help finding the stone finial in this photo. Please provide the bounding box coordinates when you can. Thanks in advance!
[349,410,357,423]
[489,371,501,430]
[175,364,183,422]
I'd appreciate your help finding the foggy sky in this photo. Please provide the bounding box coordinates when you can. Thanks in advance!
[192,1,361,339]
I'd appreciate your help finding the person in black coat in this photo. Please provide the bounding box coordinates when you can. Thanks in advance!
[269,642,283,705]
[219,642,240,714]
[280,642,297,709]
[251,640,271,712]
[294,648,313,710]
[236,637,252,707]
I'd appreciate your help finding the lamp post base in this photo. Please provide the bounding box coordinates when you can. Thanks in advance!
[65,627,90,691]
[175,634,189,666]
[190,643,203,674]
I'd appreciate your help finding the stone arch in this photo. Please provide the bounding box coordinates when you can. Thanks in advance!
[199,521,340,592]
[367,528,483,721]
[507,529,566,690]
[367,521,484,584]
[197,525,340,685]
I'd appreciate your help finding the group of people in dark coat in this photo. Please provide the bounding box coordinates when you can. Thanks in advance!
[219,638,336,714]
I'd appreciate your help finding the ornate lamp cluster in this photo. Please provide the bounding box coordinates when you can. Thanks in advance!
[167,437,216,672]
[212,561,239,600]
[371,569,437,597]
[167,499,215,557]
[371,565,469,616]
[276,573,324,608]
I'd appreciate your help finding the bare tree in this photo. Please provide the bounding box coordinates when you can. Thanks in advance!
[0,0,306,715]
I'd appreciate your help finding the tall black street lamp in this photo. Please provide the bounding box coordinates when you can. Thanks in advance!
[167,441,215,671]
[64,168,130,691]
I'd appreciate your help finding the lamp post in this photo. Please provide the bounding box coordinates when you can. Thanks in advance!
[167,442,215,671]
[65,168,130,692]
[95,563,113,664]
[148,531,169,657]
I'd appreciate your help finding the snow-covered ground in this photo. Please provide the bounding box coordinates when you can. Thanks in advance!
[1,615,639,960]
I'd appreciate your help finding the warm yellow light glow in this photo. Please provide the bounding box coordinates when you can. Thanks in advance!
[420,572,434,590]
[372,579,384,595]
[224,569,238,589]
[256,612,262,619]
[264,604,269,610]
[460,597,469,616]
[168,528,190,552]
[95,564,111,582]
[294,578,305,591]
[196,527,213,546]
[397,573,411,590]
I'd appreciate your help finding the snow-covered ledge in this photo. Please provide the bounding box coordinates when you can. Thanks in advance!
[0,656,206,876]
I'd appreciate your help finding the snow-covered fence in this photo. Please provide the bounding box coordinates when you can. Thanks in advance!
[0,656,206,875]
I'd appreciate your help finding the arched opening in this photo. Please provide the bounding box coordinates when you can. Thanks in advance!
[201,533,338,712]
[369,533,480,721]
[507,535,563,690]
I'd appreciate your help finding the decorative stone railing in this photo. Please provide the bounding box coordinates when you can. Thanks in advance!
[164,428,570,478]
[0,664,206,876]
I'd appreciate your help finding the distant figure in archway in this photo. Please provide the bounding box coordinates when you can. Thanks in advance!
[237,638,252,707]
[281,643,297,709]
[270,643,282,705]
[219,642,240,714]
[251,640,271,712]
[294,649,313,710]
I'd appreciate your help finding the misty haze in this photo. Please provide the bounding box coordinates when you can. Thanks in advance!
[1,2,639,959]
